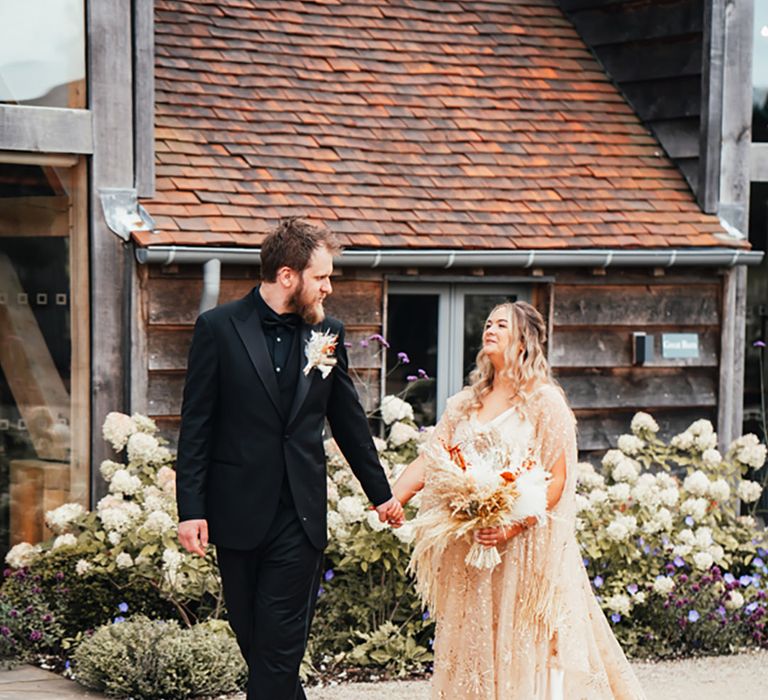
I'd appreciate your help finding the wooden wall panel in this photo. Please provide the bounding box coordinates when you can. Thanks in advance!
[558,368,717,410]
[553,284,719,326]
[551,327,719,368]
[550,269,722,454]
[576,407,715,452]
[560,0,705,196]
[143,268,387,439]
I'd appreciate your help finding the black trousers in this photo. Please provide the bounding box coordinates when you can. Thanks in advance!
[217,507,324,700]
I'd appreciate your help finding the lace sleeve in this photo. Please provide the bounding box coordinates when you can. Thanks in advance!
[531,385,577,473]
[419,389,471,459]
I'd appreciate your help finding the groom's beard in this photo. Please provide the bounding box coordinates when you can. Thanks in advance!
[289,279,326,325]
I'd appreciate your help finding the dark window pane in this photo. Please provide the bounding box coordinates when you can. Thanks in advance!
[386,294,438,426]
[463,294,517,382]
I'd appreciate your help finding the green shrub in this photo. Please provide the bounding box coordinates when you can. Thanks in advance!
[72,616,245,699]
[0,576,62,663]
[2,549,176,640]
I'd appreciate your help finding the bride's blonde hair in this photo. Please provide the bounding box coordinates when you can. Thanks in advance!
[463,301,558,414]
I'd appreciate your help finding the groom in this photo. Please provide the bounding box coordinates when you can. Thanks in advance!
[175,217,404,699]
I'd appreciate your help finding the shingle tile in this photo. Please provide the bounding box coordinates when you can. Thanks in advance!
[138,0,741,251]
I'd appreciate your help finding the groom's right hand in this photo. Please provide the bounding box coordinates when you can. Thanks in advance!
[178,519,209,557]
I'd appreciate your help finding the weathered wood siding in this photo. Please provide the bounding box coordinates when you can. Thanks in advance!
[559,0,705,195]
[141,265,384,446]
[140,265,722,460]
[549,268,721,457]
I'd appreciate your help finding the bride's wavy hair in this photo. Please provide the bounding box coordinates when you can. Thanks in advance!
[463,301,558,414]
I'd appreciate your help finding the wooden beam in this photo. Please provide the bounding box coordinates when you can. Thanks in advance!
[698,0,725,212]
[88,0,135,499]
[0,253,71,461]
[719,0,753,233]
[715,0,753,447]
[134,0,155,198]
[0,105,93,154]
[0,197,70,237]
[718,267,747,450]
[68,160,90,507]
[0,152,78,168]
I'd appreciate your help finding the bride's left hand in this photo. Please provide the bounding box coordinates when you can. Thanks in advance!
[474,525,519,546]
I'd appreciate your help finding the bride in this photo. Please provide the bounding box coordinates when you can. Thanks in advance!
[392,301,646,699]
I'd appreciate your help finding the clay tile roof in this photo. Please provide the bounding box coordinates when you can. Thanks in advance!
[136,0,739,250]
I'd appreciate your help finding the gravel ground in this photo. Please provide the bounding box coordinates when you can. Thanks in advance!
[303,650,768,700]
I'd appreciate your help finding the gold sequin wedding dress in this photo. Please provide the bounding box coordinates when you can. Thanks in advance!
[413,385,647,700]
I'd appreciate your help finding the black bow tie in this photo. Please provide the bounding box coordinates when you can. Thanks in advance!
[262,314,300,331]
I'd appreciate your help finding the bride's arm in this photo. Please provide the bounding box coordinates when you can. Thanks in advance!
[391,453,428,506]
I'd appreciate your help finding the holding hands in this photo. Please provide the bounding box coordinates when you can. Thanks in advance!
[375,496,405,528]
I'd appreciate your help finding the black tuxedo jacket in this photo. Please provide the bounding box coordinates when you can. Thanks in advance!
[175,290,393,550]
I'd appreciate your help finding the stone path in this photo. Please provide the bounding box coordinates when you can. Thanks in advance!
[2,650,768,699]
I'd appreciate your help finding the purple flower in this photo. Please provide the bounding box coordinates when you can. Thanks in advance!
[740,575,753,587]
[0,627,10,638]
[627,583,639,595]
[113,616,126,624]
[368,334,390,348]
[673,556,685,568]
[42,614,52,623]
[422,610,430,621]
[754,340,767,348]
[665,563,676,574]
[397,352,410,364]
[758,548,767,558]
[316,587,325,598]
[344,341,353,348]
[610,613,621,623]
[9,610,18,619]
[29,630,43,641]
[717,605,727,618]
[65,660,70,670]
[118,602,129,613]
[359,339,369,348]
[746,602,759,614]
[406,375,418,382]
[688,610,700,623]
[754,557,765,569]
[324,569,335,582]
[593,575,604,588]
[679,574,689,583]
[55,572,65,581]
[417,368,429,379]
[582,557,590,567]
[684,516,694,527]
[724,573,736,585]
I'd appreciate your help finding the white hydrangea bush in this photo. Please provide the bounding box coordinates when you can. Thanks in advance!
[577,413,767,627]
[5,412,221,624]
[313,395,429,671]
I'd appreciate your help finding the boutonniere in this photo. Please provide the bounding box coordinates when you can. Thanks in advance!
[303,329,339,379]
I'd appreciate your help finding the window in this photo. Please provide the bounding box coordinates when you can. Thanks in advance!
[0,0,86,108]
[385,283,529,425]
[0,157,89,557]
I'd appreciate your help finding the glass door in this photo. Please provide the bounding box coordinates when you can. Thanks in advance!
[386,283,528,424]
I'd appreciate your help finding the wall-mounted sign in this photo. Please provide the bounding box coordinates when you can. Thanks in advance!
[662,333,699,359]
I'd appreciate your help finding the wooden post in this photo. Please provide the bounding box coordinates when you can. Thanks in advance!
[698,0,724,213]
[716,1,753,448]
[87,0,135,500]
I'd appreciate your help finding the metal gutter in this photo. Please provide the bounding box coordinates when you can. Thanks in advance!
[135,246,764,268]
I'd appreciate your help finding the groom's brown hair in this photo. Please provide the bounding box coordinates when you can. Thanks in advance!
[260,217,341,282]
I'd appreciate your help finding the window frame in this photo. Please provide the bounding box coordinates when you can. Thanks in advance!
[386,281,531,417]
